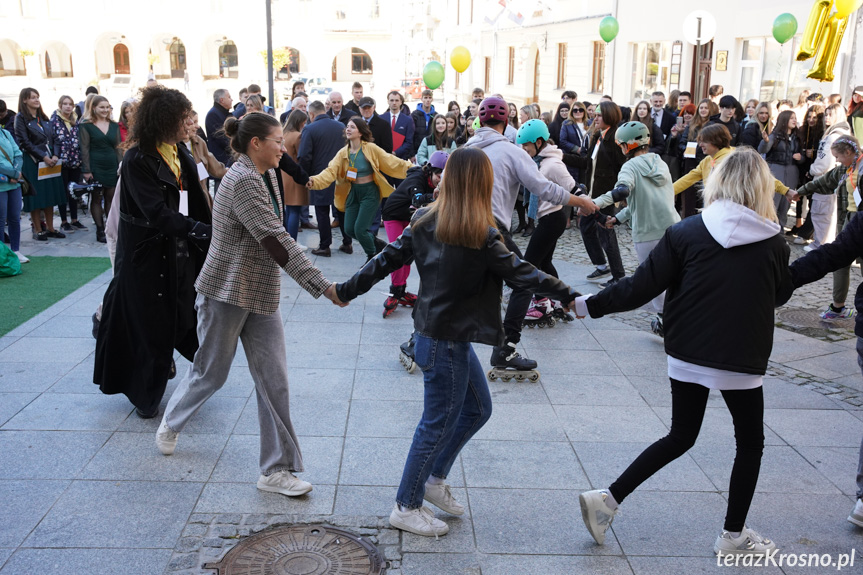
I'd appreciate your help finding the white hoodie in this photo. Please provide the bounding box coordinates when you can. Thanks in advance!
[700,199,781,248]
[535,145,575,219]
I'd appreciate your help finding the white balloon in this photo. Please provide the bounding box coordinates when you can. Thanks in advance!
[682,10,717,45]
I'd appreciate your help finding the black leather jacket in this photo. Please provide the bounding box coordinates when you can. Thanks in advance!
[336,209,578,346]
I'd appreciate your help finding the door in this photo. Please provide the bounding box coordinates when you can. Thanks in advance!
[690,41,712,101]
[113,43,130,75]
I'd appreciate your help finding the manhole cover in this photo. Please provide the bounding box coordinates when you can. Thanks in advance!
[776,308,855,330]
[203,524,384,575]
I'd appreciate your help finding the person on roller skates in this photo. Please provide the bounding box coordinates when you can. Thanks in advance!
[463,98,598,380]
[381,151,449,318]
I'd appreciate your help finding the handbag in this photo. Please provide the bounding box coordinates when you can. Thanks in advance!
[0,135,34,196]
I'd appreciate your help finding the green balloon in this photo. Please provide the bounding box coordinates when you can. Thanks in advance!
[599,16,619,43]
[772,13,798,45]
[423,61,445,90]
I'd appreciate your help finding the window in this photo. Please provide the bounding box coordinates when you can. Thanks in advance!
[507,47,515,85]
[669,41,682,91]
[591,41,605,93]
[351,48,372,74]
[484,57,491,93]
[738,36,825,103]
[219,41,239,78]
[169,39,186,78]
[631,41,671,103]
[556,43,567,89]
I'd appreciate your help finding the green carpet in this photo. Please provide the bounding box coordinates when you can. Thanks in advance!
[0,257,111,337]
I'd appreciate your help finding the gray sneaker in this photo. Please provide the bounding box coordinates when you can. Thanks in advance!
[714,526,777,556]
[389,504,449,537]
[848,498,863,528]
[257,470,313,497]
[423,481,464,516]
[579,489,617,545]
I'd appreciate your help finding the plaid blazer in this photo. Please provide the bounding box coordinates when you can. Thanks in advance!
[195,154,331,314]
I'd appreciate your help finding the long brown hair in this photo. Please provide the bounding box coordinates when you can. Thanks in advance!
[688,98,718,142]
[414,147,497,249]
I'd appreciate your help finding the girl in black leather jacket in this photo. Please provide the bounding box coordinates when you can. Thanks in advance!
[336,147,578,538]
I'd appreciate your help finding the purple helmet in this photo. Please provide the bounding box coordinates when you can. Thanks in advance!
[428,150,449,170]
[478,96,508,124]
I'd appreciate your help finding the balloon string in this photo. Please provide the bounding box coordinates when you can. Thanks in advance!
[772,43,784,102]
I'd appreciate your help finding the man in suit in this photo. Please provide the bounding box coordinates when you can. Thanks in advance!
[205,88,233,193]
[650,91,675,137]
[326,92,357,125]
[344,82,364,115]
[357,97,393,154]
[298,101,352,256]
[380,91,415,161]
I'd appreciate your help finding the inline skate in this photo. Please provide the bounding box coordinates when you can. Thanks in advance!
[383,284,417,318]
[551,300,575,322]
[523,297,556,328]
[398,333,417,373]
[487,341,540,382]
[650,313,664,338]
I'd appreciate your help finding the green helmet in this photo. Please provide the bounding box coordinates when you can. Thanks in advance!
[615,121,651,152]
[472,116,481,131]
[516,119,550,145]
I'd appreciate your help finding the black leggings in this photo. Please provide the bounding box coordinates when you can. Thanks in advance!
[609,379,764,532]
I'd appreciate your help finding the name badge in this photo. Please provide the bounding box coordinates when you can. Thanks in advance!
[684,141,698,159]
[345,169,358,182]
[179,190,189,216]
[854,187,861,210]
[196,161,208,181]
[591,141,600,160]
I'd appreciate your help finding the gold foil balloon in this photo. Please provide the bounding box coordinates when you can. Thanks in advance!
[835,0,863,18]
[807,13,849,81]
[450,46,471,73]
[796,0,832,61]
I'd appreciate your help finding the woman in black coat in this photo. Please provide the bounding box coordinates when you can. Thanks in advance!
[563,101,627,284]
[94,86,212,418]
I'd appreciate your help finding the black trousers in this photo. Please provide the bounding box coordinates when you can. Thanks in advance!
[496,223,527,345]
[608,379,764,532]
[314,205,352,248]
[507,209,567,332]
[579,205,624,280]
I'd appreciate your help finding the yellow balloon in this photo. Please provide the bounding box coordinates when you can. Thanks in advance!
[797,0,832,61]
[450,46,471,74]
[835,0,863,17]
[807,14,848,82]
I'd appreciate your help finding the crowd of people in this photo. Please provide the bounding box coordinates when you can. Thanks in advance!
[1,76,863,556]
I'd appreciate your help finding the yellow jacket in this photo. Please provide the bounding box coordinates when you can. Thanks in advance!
[673,146,789,196]
[310,142,412,211]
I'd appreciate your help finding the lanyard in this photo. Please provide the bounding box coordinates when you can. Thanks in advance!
[261,171,281,220]
[348,146,362,169]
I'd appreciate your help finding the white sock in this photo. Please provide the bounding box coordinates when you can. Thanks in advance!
[427,475,445,485]
[727,530,742,538]
[597,264,609,271]
[604,490,619,510]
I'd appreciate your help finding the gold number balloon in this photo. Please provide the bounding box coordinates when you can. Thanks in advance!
[797,0,833,61]
[807,13,849,81]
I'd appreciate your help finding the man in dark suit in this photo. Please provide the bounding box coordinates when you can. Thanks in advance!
[650,91,676,137]
[357,97,393,153]
[205,88,233,192]
[326,92,357,125]
[380,91,415,161]
[298,101,352,256]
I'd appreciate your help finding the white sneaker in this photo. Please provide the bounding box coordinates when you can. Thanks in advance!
[295,241,309,252]
[848,498,863,528]
[14,251,29,263]
[579,489,617,545]
[423,481,464,516]
[803,244,816,253]
[155,418,178,455]
[389,504,449,537]
[714,525,777,556]
[257,470,313,497]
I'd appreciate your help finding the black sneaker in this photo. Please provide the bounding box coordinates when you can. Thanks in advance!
[33,231,48,241]
[91,313,100,339]
[599,278,621,289]
[586,267,611,281]
[45,230,66,239]
[61,222,75,232]
[71,221,89,231]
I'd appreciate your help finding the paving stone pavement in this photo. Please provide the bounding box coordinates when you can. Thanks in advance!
[2,210,862,574]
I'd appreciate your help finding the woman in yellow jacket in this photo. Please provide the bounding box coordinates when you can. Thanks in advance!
[309,118,411,259]
[673,124,793,209]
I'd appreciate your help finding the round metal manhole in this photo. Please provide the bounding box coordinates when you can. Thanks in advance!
[203,524,384,575]
[776,308,856,330]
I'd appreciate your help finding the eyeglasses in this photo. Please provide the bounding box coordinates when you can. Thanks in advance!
[262,137,285,145]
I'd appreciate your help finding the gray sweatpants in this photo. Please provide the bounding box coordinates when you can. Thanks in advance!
[635,239,665,314]
[164,294,304,475]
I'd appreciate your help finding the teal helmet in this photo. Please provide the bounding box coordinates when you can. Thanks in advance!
[615,121,651,152]
[516,119,550,145]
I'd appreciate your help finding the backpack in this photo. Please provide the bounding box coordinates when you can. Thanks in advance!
[0,241,22,277]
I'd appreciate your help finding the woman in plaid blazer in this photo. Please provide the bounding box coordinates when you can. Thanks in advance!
[156,112,345,498]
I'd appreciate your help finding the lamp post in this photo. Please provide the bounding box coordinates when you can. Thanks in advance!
[266,0,275,109]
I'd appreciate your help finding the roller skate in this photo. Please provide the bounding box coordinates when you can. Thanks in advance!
[399,333,417,373]
[551,300,575,323]
[523,297,556,328]
[383,285,417,318]
[650,313,664,338]
[487,341,540,383]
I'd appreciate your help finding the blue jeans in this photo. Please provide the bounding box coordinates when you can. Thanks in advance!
[0,186,22,251]
[396,334,493,509]
[284,205,301,241]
